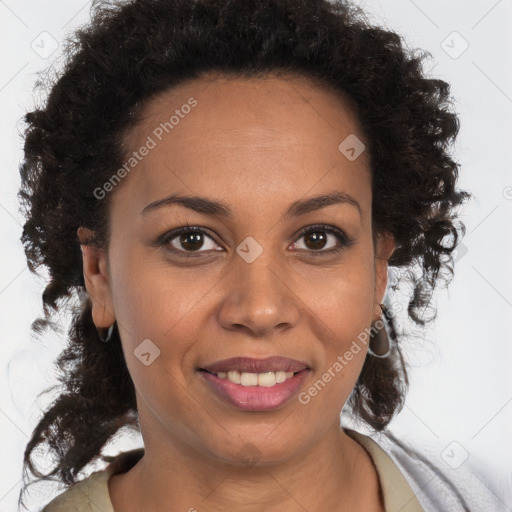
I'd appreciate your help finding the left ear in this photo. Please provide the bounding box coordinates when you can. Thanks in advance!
[373,231,396,322]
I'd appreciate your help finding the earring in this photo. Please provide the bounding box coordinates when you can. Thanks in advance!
[368,304,395,358]
[96,322,115,343]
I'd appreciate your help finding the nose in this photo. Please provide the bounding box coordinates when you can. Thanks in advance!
[216,249,300,338]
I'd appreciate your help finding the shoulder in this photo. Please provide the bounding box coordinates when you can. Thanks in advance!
[347,427,502,512]
[345,428,424,512]
[42,448,144,512]
[42,470,112,512]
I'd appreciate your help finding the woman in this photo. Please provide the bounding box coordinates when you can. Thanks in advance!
[17,0,486,510]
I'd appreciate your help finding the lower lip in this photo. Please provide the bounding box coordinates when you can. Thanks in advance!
[199,369,310,411]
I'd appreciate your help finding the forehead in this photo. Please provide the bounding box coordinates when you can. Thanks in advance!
[132,72,365,145]
[113,72,371,220]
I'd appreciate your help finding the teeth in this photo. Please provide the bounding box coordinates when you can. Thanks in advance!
[216,370,296,387]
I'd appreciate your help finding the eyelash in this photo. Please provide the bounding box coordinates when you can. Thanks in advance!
[156,223,355,259]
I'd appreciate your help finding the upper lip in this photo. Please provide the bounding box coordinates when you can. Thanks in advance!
[200,356,309,374]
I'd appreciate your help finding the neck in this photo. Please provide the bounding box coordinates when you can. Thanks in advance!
[108,423,384,512]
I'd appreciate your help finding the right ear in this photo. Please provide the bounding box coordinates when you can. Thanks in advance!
[77,227,116,329]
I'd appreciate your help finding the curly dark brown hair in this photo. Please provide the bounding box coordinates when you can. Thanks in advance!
[17,0,470,508]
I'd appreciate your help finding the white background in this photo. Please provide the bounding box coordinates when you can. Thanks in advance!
[0,0,511,510]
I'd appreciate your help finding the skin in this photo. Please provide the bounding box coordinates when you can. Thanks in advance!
[78,72,395,512]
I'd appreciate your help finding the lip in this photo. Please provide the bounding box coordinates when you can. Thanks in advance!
[199,368,311,411]
[200,356,309,374]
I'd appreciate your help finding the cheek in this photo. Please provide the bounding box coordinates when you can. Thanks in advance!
[109,227,374,382]
[299,285,371,414]
[299,256,375,338]
[108,242,220,386]
[108,246,206,423]
[109,240,204,338]
[295,255,374,396]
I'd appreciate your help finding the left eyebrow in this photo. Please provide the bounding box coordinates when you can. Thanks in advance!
[283,191,361,219]
[141,191,361,218]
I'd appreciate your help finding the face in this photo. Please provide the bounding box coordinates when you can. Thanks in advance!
[79,72,395,467]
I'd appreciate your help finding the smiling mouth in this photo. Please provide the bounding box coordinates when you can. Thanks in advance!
[198,368,311,412]
[199,368,301,387]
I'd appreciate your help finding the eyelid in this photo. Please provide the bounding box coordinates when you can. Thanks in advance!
[290,224,355,254]
[156,223,354,257]
[156,225,221,256]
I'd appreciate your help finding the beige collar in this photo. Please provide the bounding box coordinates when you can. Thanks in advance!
[345,428,424,511]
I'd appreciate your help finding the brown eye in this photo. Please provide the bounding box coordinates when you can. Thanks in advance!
[176,232,206,252]
[160,226,222,256]
[303,231,329,250]
[291,225,354,255]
